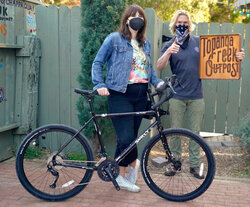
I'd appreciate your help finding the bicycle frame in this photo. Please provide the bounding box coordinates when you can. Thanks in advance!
[52,89,172,169]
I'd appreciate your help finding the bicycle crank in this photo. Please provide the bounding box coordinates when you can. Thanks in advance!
[97,160,120,191]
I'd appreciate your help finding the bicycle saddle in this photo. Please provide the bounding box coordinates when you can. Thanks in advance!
[74,88,97,95]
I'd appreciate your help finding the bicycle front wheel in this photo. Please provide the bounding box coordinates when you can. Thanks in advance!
[141,128,215,202]
[16,124,94,201]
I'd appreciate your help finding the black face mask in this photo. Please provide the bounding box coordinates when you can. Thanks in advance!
[175,24,189,49]
[129,17,144,31]
[175,24,188,35]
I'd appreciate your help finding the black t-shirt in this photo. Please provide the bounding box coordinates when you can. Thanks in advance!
[160,35,203,100]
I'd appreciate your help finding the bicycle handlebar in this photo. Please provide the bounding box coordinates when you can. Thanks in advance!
[151,75,182,109]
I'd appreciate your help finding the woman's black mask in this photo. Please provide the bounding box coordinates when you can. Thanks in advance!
[129,17,144,31]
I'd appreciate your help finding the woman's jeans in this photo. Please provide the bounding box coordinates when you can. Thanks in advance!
[169,98,205,168]
[108,83,148,167]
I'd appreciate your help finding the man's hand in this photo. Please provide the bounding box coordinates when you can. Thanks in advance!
[236,48,245,61]
[157,38,180,71]
[97,88,110,96]
[167,38,180,55]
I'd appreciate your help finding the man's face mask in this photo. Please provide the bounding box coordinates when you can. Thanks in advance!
[175,24,189,49]
[129,17,144,31]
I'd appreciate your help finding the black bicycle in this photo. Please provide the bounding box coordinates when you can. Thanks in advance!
[16,75,215,202]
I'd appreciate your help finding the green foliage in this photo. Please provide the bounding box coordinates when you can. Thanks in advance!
[209,0,242,23]
[24,147,44,159]
[128,0,247,23]
[128,0,210,22]
[66,152,87,161]
[234,114,250,151]
[78,0,126,140]
[42,0,62,6]
[233,114,250,168]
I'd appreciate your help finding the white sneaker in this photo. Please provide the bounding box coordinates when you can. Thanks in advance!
[125,159,140,184]
[116,175,140,192]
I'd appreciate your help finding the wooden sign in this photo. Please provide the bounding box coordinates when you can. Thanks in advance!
[199,34,241,79]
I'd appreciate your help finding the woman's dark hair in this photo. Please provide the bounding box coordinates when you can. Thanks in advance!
[118,5,147,46]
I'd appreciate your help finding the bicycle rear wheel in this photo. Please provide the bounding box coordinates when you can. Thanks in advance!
[141,128,215,202]
[16,124,94,201]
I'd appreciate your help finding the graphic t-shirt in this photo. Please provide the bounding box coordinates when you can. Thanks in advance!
[128,39,149,84]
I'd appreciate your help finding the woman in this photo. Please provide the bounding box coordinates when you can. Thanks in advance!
[92,5,163,192]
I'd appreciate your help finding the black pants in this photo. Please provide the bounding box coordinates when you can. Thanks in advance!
[108,83,148,167]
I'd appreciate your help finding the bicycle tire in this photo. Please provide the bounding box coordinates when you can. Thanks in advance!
[16,124,94,201]
[141,128,215,202]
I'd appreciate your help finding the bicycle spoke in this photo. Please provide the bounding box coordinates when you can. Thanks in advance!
[16,125,94,201]
[141,128,215,201]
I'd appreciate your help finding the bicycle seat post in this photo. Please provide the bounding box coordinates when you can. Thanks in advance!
[83,93,107,158]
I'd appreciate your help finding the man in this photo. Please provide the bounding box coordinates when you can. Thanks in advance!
[157,10,245,179]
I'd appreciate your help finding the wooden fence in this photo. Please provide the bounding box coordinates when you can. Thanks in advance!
[0,5,249,160]
[36,6,250,136]
[36,5,82,130]
[0,0,42,161]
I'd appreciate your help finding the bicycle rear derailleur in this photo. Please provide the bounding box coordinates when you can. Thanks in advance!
[97,159,120,191]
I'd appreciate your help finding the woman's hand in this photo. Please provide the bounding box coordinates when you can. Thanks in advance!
[97,88,110,96]
[236,48,245,61]
[156,81,164,88]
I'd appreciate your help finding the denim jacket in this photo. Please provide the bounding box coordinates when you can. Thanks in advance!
[92,32,162,93]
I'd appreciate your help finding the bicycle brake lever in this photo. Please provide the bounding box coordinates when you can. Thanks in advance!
[172,76,184,89]
[169,83,176,94]
[176,79,184,89]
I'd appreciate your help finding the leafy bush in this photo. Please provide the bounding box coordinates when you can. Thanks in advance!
[234,115,250,149]
[78,0,126,143]
[233,114,250,163]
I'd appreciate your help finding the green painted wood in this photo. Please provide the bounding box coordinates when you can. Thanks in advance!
[226,23,244,134]
[14,6,24,42]
[144,8,159,83]
[145,8,158,67]
[201,23,219,133]
[0,123,19,133]
[0,51,5,126]
[161,21,172,79]
[0,131,14,161]
[239,24,250,119]
[36,5,48,127]
[0,49,16,159]
[155,17,163,71]
[0,44,23,48]
[47,6,60,126]
[36,5,49,127]
[59,6,71,126]
[5,50,16,125]
[4,3,15,44]
[70,6,82,129]
[36,5,60,126]
[192,22,197,36]
[215,23,232,133]
[46,6,59,150]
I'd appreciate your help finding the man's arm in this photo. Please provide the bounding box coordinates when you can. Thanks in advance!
[157,38,179,71]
